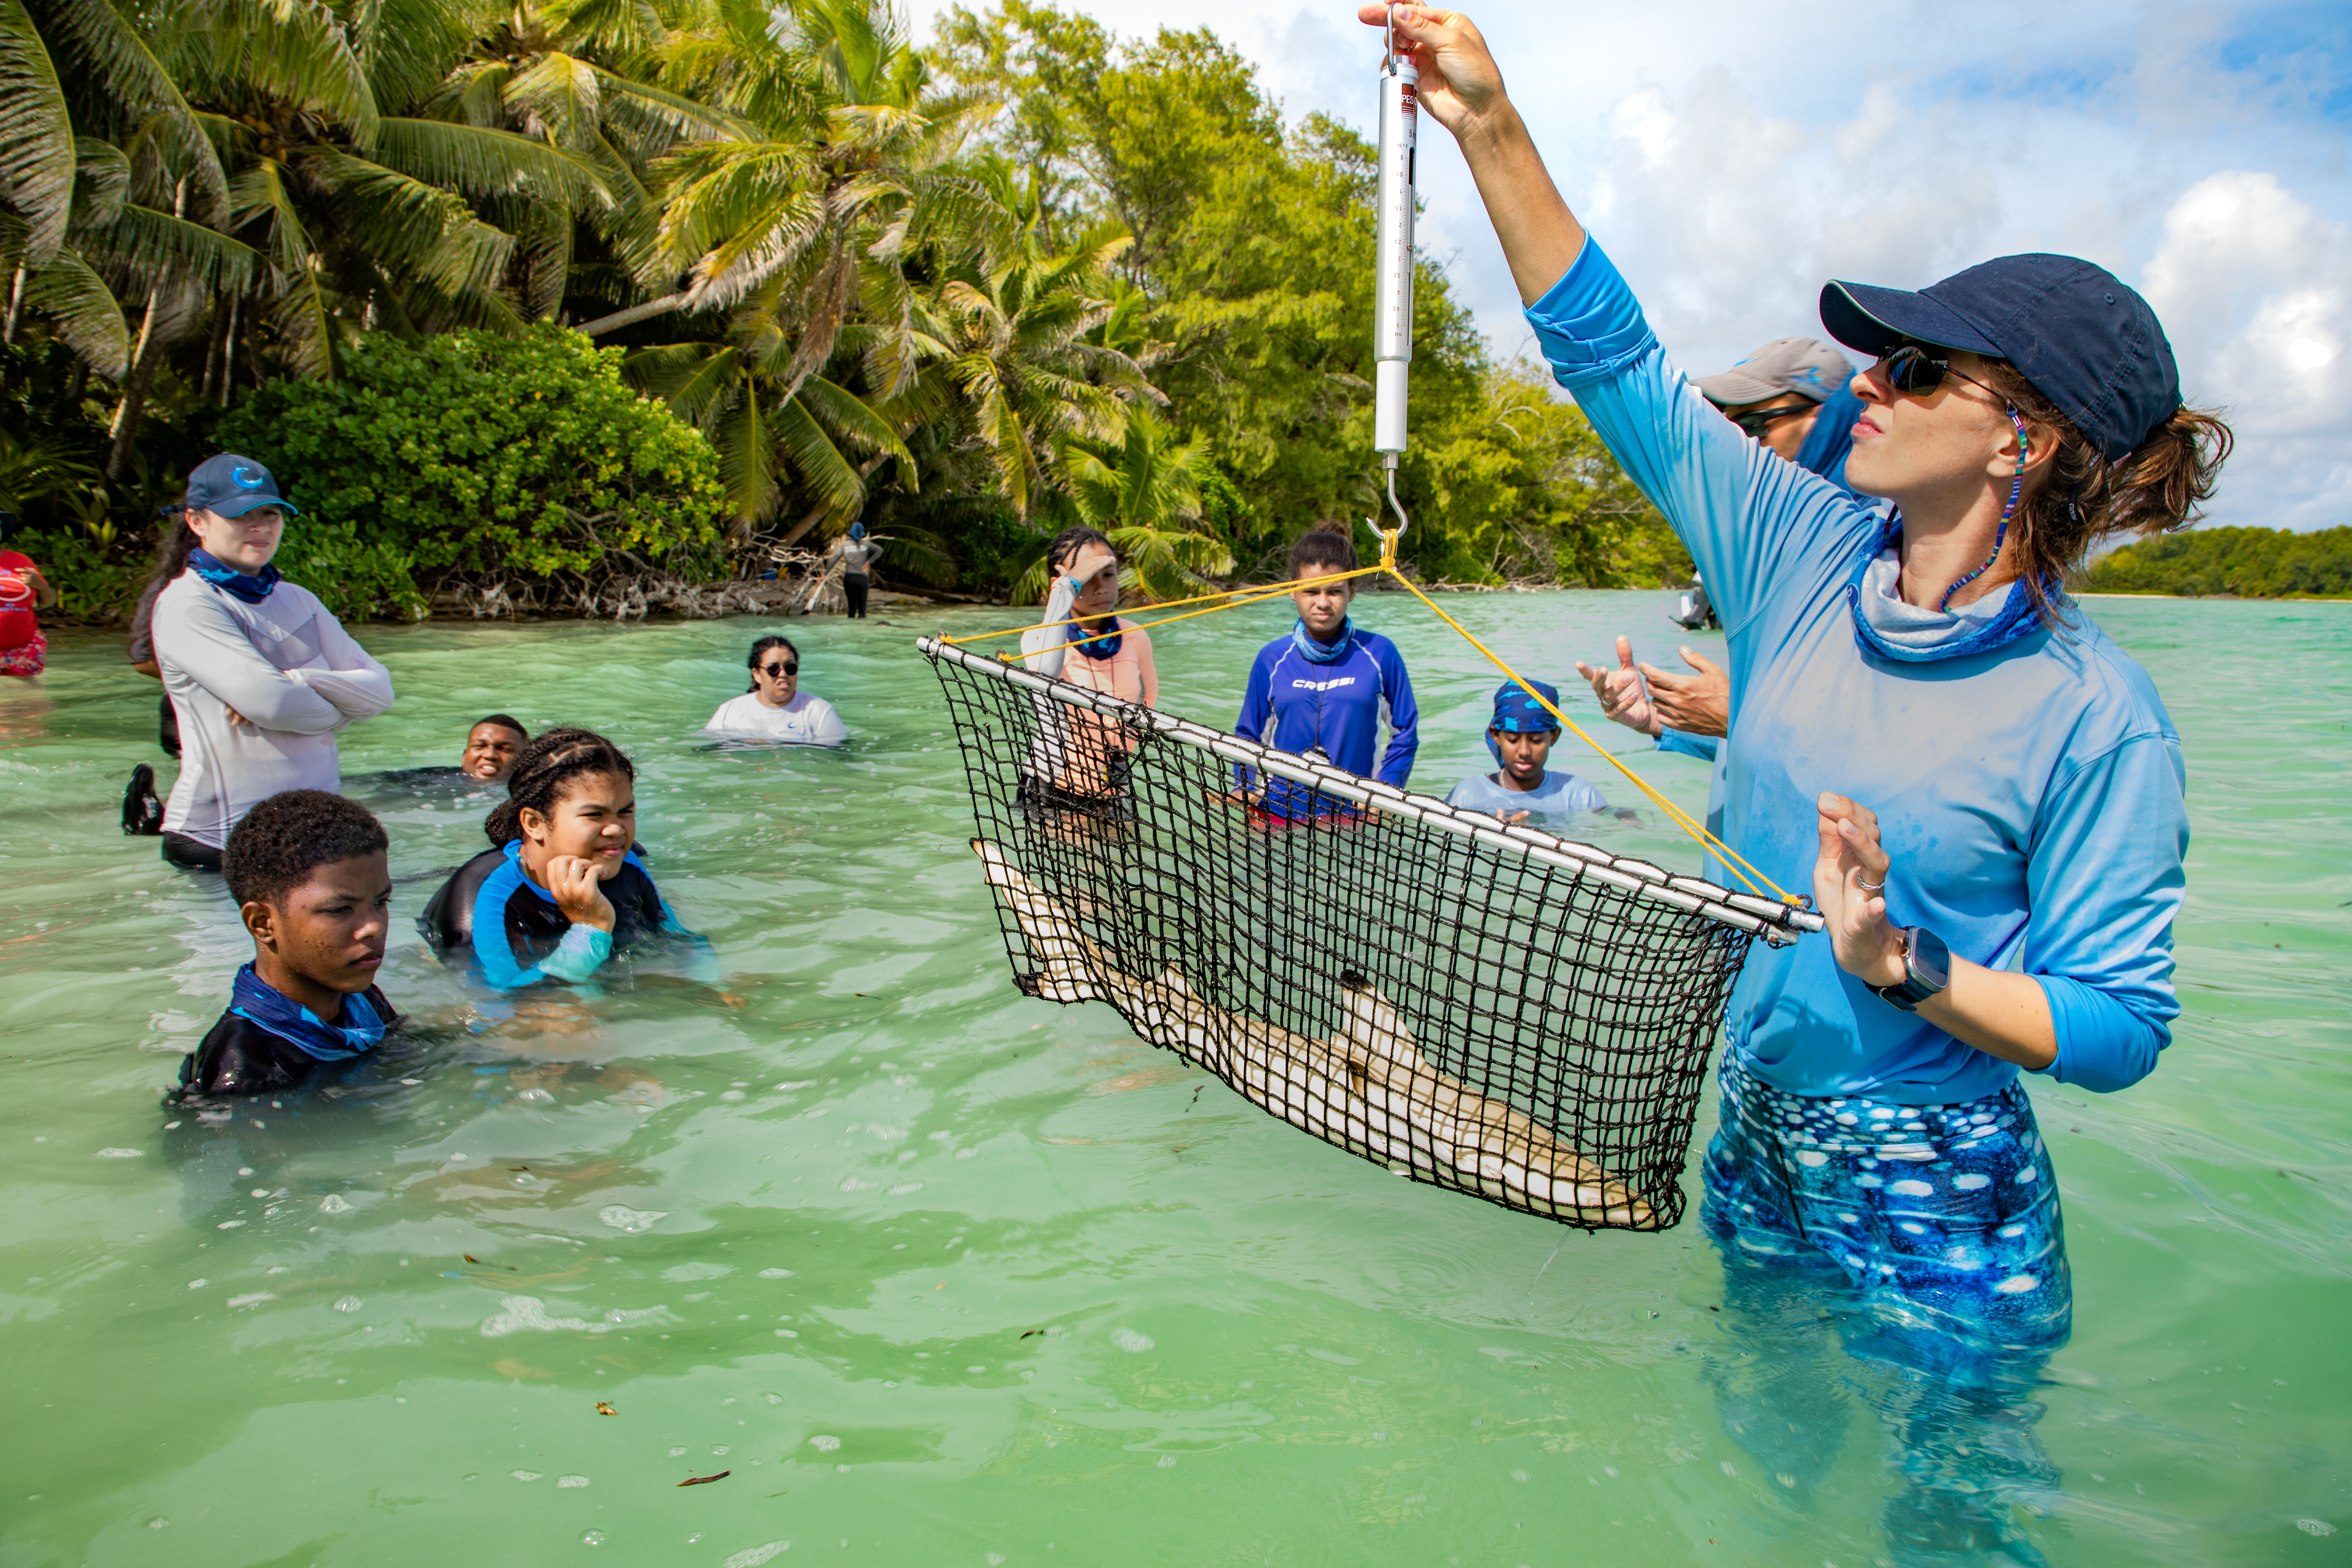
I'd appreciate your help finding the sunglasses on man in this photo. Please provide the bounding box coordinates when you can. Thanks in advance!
[761,661,799,678]
[1726,404,1814,441]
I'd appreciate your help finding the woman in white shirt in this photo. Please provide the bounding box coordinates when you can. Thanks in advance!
[150,454,397,871]
[703,635,847,745]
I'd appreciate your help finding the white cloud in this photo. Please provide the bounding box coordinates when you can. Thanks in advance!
[2141,172,2352,530]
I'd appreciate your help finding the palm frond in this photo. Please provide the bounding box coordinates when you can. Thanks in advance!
[374,117,609,206]
[315,150,515,296]
[624,341,740,427]
[797,373,913,486]
[81,202,259,294]
[228,157,315,278]
[0,0,74,263]
[772,390,863,512]
[505,50,601,152]
[70,134,127,226]
[2,224,126,374]
[29,0,226,220]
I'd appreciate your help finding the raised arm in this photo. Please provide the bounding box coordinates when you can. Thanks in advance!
[1366,5,1878,632]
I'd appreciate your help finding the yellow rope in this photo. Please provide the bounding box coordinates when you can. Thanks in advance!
[1367,528,1795,904]
[943,528,1799,905]
[939,565,1390,649]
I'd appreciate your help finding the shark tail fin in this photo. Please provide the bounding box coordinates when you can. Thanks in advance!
[1333,969,1437,1076]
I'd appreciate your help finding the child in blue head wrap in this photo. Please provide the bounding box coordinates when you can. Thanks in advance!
[1443,680,1609,824]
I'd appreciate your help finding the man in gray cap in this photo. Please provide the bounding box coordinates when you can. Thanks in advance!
[1692,335,1860,474]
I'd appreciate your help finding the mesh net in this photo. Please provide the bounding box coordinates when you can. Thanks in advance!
[922,636,1821,1231]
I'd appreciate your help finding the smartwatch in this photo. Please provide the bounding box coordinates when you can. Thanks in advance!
[1869,926,1951,1013]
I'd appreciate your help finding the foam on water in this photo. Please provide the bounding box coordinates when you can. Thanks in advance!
[1,598,2345,1565]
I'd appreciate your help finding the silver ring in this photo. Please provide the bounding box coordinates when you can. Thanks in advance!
[1856,877,1885,892]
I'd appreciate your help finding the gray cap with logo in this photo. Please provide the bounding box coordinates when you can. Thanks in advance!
[1693,337,1855,407]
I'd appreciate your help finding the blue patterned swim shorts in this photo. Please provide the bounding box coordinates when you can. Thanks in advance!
[1701,1053,2071,1357]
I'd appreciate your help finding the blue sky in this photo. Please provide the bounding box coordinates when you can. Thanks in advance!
[910,0,2352,532]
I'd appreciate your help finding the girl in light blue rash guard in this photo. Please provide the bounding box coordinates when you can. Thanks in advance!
[1233,522,1418,818]
[1374,6,2233,1555]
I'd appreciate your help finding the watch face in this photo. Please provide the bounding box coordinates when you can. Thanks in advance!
[1910,927,1952,989]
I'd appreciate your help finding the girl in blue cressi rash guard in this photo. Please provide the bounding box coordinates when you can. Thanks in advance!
[416,727,712,989]
[1231,523,1417,817]
[1380,7,2234,1552]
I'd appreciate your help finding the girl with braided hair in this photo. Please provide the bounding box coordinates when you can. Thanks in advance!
[418,728,704,989]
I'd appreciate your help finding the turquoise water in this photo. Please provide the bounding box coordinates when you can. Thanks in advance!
[1,590,2345,1566]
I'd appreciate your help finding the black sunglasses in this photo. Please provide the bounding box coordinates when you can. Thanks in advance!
[1882,344,2006,403]
[760,660,799,677]
[1726,404,1813,441]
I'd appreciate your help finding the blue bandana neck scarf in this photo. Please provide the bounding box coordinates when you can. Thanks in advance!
[1065,616,1123,660]
[229,962,386,1061]
[1844,516,2056,664]
[189,548,280,604]
[1291,617,1353,664]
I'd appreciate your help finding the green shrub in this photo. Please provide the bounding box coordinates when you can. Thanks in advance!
[219,323,728,620]
[2084,526,2352,599]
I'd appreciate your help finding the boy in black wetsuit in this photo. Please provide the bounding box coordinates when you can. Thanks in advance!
[178,790,400,1097]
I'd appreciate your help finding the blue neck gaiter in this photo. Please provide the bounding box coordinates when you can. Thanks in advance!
[1065,616,1122,660]
[189,549,280,604]
[1290,617,1353,664]
[229,963,386,1061]
[1843,516,2056,664]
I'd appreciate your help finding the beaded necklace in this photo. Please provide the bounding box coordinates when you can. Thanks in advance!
[1937,407,2029,611]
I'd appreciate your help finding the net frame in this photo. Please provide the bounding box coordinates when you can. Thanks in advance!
[923,635,1824,1231]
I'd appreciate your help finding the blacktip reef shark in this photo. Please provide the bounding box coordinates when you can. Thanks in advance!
[972,839,1653,1226]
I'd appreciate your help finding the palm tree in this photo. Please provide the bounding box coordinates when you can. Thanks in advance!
[1012,401,1232,602]
[927,231,1143,524]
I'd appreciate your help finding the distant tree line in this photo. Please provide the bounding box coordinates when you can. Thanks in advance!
[0,0,1685,620]
[2084,527,2352,600]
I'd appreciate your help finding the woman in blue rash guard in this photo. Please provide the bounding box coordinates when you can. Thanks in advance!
[1232,521,1418,818]
[418,727,707,989]
[1368,6,2232,1556]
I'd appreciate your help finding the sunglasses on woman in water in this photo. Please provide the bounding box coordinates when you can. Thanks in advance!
[761,661,799,677]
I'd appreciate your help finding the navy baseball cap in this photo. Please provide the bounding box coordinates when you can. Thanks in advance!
[1819,255,2181,463]
[185,454,299,518]
[1489,679,1562,734]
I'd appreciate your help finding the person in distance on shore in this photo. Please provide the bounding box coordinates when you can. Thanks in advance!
[1366,2,2230,1553]
[176,790,400,1099]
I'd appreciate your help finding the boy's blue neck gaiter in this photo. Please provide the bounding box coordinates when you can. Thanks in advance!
[229,962,386,1061]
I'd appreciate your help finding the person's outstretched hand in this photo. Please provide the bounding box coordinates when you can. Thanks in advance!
[1355,5,1505,137]
[1640,646,1730,738]
[1813,792,1903,987]
[545,855,617,933]
[1574,635,1660,737]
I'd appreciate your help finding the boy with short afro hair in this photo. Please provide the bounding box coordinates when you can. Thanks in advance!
[177,790,400,1098]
